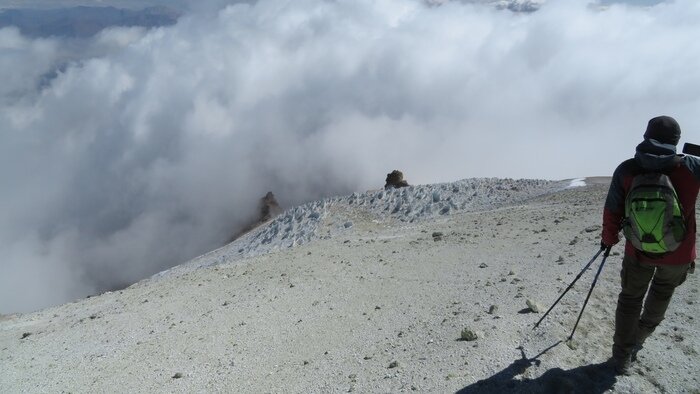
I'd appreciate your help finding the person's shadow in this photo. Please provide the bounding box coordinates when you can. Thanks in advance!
[456,341,617,394]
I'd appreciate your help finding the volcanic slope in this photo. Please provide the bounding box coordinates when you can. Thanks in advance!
[1,177,698,393]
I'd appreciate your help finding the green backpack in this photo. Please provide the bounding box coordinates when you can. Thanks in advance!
[623,172,686,254]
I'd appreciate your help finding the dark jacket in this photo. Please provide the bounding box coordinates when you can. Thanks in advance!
[602,139,700,265]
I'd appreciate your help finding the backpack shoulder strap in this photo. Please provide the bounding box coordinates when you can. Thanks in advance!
[632,155,683,177]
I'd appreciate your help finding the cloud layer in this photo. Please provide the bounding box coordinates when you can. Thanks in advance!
[1,0,699,313]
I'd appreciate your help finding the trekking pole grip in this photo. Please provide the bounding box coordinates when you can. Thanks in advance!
[603,245,612,257]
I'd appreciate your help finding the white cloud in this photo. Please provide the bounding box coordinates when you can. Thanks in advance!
[1,0,699,313]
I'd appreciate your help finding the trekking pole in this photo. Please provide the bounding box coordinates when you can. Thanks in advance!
[533,247,605,329]
[568,246,611,340]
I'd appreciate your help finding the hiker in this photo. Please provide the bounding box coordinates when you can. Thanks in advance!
[601,115,700,375]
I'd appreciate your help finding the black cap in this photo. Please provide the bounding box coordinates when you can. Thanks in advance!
[644,116,681,146]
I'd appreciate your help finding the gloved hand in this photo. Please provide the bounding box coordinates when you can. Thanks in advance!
[600,240,613,256]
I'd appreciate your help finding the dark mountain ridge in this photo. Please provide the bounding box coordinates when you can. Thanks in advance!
[0,6,180,38]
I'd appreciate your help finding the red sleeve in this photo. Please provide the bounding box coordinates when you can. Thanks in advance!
[602,207,622,246]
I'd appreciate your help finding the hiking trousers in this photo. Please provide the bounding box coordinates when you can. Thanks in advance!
[612,254,691,360]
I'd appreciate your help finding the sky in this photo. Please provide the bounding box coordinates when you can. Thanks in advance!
[1,0,699,314]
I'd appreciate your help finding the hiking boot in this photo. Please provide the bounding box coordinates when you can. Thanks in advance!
[610,355,632,376]
[631,344,642,362]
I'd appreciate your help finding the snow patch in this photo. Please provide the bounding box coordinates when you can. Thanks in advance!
[568,178,586,188]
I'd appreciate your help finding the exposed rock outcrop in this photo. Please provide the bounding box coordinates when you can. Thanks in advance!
[228,192,283,244]
[385,170,409,189]
[259,192,282,222]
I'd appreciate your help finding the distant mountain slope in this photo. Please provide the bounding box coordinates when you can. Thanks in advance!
[426,0,544,12]
[0,6,180,38]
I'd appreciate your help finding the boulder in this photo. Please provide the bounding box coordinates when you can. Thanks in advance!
[385,170,409,189]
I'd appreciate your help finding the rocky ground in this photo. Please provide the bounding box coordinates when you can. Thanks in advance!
[1,177,698,393]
